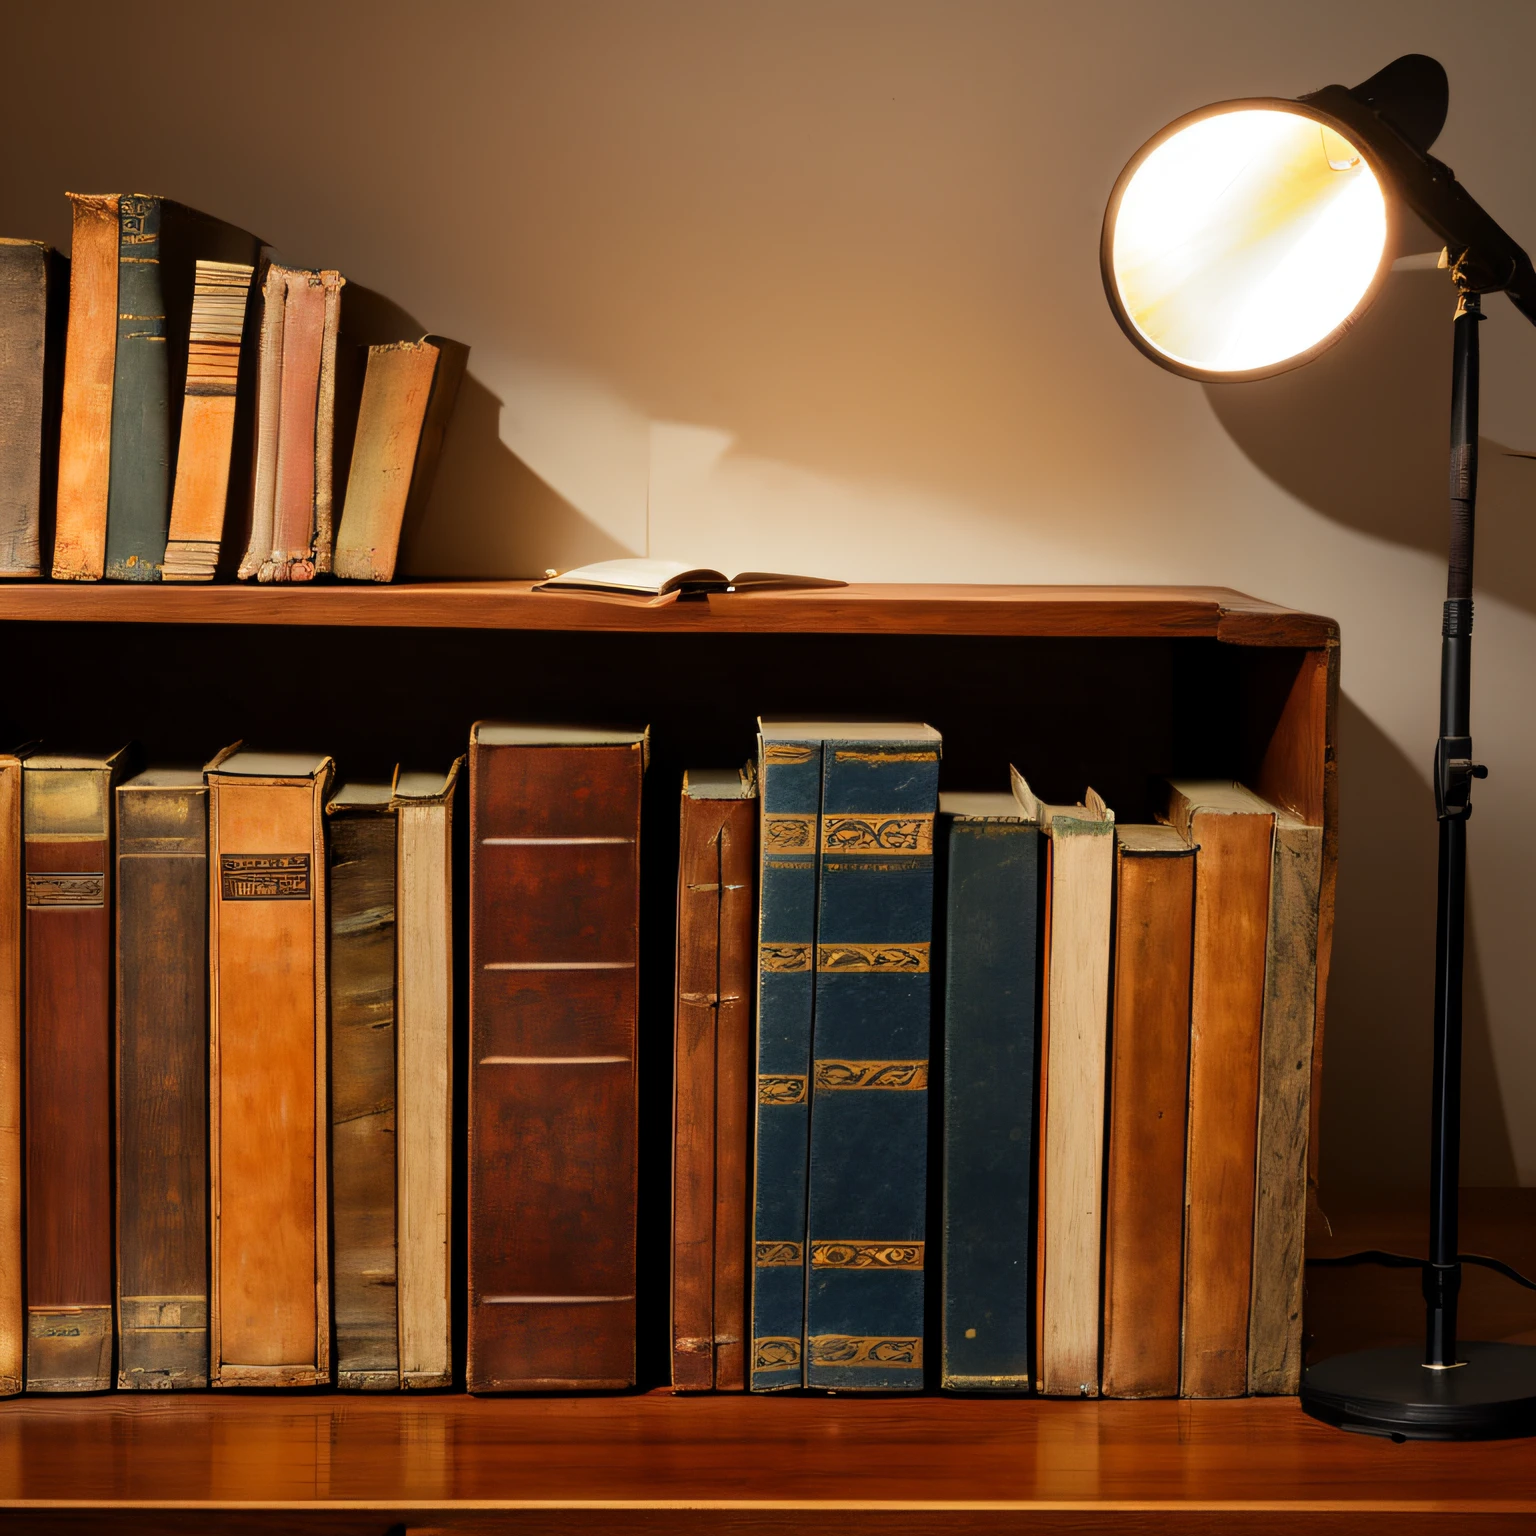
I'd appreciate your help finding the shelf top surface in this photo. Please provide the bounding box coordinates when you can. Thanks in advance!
[0,580,1337,645]
[0,1392,1525,1513]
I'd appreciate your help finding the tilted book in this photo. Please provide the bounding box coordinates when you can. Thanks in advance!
[671,766,757,1392]
[206,747,333,1387]
[805,723,941,1392]
[750,722,824,1391]
[939,789,1039,1394]
[116,770,210,1389]
[24,746,134,1391]
[467,723,647,1392]
[0,748,26,1395]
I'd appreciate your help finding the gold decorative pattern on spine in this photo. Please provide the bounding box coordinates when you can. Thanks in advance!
[821,814,934,854]
[760,942,812,973]
[809,1335,923,1367]
[814,1060,929,1091]
[816,942,930,974]
[754,1241,804,1266]
[763,814,816,851]
[219,852,312,901]
[754,1337,803,1370]
[757,1074,808,1105]
[832,750,939,763]
[811,1241,924,1270]
[25,872,105,907]
[764,744,815,765]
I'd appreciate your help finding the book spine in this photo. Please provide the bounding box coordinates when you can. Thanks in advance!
[24,766,115,1391]
[467,740,643,1391]
[1100,842,1193,1399]
[329,808,400,1391]
[53,193,120,581]
[396,792,455,1390]
[940,816,1038,1392]
[208,770,332,1386]
[238,264,285,581]
[263,270,324,583]
[805,740,940,1392]
[312,270,344,575]
[0,244,50,575]
[104,194,170,582]
[750,739,822,1391]
[1248,817,1322,1394]
[116,784,209,1388]
[0,759,21,1394]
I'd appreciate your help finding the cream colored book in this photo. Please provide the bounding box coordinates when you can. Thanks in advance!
[1013,767,1115,1398]
[392,759,461,1388]
[0,749,24,1395]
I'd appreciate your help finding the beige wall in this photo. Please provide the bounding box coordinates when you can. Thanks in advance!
[9,0,1536,1191]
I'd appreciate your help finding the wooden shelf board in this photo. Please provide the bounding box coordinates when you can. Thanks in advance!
[0,581,1337,645]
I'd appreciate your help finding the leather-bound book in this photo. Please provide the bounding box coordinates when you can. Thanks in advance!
[206,747,334,1387]
[116,769,209,1389]
[1163,780,1275,1399]
[0,239,67,577]
[939,790,1039,1394]
[671,766,757,1392]
[0,748,27,1395]
[1248,805,1323,1395]
[24,746,133,1391]
[392,762,462,1390]
[334,336,469,582]
[327,782,400,1391]
[805,724,941,1393]
[467,722,646,1392]
[1100,825,1194,1399]
[750,721,824,1391]
[1015,768,1114,1398]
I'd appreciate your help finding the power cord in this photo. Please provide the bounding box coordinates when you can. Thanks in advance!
[1307,1250,1536,1292]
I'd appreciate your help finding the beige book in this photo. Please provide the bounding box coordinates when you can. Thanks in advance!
[313,269,345,574]
[206,746,333,1386]
[1248,805,1323,1395]
[1013,767,1114,1398]
[392,760,461,1388]
[238,266,286,581]
[0,750,23,1395]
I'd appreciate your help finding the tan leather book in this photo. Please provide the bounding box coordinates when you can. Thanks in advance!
[207,747,334,1387]
[1101,826,1194,1399]
[52,194,119,581]
[0,750,24,1396]
[1248,806,1323,1395]
[313,269,344,575]
[1015,768,1114,1398]
[392,762,461,1390]
[238,265,285,581]
[1164,780,1275,1400]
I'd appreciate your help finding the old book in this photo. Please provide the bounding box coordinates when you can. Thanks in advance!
[239,264,284,580]
[0,748,26,1396]
[1248,806,1323,1395]
[206,747,334,1387]
[671,766,757,1392]
[116,769,209,1389]
[1164,779,1275,1399]
[162,260,258,581]
[750,722,824,1391]
[805,723,941,1393]
[535,560,847,598]
[0,240,67,576]
[24,746,133,1391]
[938,790,1039,1394]
[467,723,647,1392]
[1015,768,1114,1398]
[392,762,462,1390]
[1100,825,1195,1399]
[327,783,399,1391]
[334,336,468,582]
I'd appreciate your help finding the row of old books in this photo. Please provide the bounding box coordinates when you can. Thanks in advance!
[0,198,466,587]
[671,722,1322,1397]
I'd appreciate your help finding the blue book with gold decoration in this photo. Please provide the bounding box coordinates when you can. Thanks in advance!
[804,723,941,1391]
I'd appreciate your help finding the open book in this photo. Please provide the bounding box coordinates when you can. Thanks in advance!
[532,558,845,598]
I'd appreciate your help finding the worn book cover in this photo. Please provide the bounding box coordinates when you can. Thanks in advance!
[24,746,134,1391]
[939,790,1039,1393]
[206,747,333,1387]
[0,749,26,1395]
[116,770,209,1388]
[805,724,941,1393]
[467,723,646,1392]
[671,766,757,1392]
[1101,825,1194,1399]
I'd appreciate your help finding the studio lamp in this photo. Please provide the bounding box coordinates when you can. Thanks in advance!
[1102,55,1536,1439]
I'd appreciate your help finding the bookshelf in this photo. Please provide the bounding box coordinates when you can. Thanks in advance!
[0,580,1402,1531]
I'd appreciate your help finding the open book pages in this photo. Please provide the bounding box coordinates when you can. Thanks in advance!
[532,558,845,597]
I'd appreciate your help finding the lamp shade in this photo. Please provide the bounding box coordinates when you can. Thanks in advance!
[1102,101,1392,380]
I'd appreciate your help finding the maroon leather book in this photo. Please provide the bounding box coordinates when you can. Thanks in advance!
[467,723,647,1392]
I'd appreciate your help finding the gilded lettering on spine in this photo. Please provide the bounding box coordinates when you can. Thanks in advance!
[811,1241,924,1269]
[808,1335,923,1366]
[759,943,811,973]
[754,1241,804,1266]
[816,942,929,974]
[758,1075,807,1105]
[25,873,105,907]
[821,814,934,854]
[814,1060,929,1091]
[219,853,312,900]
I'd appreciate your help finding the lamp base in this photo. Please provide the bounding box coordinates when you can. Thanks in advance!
[1301,1341,1536,1440]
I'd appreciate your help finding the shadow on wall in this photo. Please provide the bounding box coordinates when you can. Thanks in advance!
[1319,694,1514,1198]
